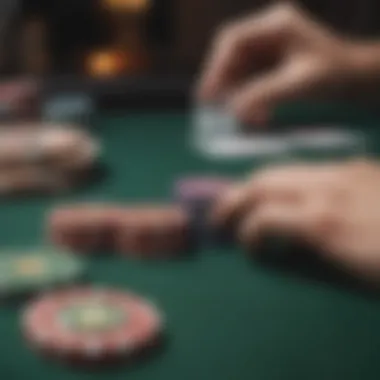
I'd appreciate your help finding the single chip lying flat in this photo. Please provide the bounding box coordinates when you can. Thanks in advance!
[22,287,164,366]
[0,248,85,297]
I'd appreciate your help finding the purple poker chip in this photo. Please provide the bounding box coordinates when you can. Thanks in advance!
[174,176,232,205]
[173,176,234,247]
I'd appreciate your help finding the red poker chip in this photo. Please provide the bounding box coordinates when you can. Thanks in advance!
[22,287,164,366]
[114,206,190,260]
[48,206,124,254]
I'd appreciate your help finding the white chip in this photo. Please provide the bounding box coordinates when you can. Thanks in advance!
[200,135,292,159]
[291,128,365,151]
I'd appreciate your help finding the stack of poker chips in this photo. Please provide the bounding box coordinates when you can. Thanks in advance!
[6,176,231,368]
[0,124,100,194]
[47,177,234,259]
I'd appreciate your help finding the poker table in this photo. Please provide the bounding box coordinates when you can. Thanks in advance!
[1,95,380,380]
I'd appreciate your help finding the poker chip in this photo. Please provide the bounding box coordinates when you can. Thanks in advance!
[174,176,232,206]
[192,102,238,154]
[42,93,94,125]
[192,102,292,159]
[48,204,124,254]
[0,167,71,195]
[0,125,100,172]
[174,177,233,246]
[22,287,163,365]
[114,205,191,259]
[35,127,101,171]
[290,127,365,151]
[202,135,292,159]
[49,204,193,259]
[0,124,101,195]
[0,248,85,298]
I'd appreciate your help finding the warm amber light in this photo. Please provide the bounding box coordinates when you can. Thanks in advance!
[86,50,126,77]
[103,0,150,12]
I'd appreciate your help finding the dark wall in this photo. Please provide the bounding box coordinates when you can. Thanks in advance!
[2,0,380,75]
[20,0,108,71]
[216,0,380,37]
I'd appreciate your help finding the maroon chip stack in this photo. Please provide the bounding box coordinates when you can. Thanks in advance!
[48,205,124,253]
[48,204,192,259]
[114,205,191,259]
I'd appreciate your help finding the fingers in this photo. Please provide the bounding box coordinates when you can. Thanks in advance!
[197,4,299,101]
[237,202,306,247]
[237,197,337,250]
[212,163,340,227]
[229,58,325,124]
[211,182,257,228]
[211,166,291,225]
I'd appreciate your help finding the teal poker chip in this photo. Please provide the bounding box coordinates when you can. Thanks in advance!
[0,247,86,297]
[42,93,94,125]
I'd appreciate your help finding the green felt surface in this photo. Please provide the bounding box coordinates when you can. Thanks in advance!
[0,103,380,380]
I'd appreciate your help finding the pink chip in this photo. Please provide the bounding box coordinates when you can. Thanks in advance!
[22,287,163,365]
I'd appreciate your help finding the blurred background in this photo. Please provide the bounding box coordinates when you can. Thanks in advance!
[1,0,380,81]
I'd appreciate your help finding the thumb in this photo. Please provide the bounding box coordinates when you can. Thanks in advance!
[229,58,323,125]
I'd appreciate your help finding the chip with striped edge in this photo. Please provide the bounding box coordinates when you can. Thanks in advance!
[0,248,85,298]
[173,176,234,247]
[22,287,164,366]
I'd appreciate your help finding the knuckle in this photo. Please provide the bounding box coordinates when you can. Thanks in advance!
[214,21,247,52]
[311,208,341,237]
[216,22,239,44]
[273,2,300,25]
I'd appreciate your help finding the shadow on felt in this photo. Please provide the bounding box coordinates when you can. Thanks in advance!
[251,235,380,299]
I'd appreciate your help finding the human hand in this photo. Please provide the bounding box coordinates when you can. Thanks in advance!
[197,3,356,125]
[212,160,380,281]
